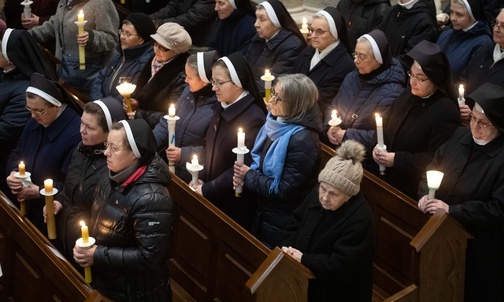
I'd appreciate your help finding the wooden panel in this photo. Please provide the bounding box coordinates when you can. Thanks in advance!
[13,250,43,301]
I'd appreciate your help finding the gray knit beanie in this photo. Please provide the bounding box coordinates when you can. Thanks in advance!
[318,140,366,196]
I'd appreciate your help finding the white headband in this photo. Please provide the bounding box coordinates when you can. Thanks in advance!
[259,2,281,28]
[26,86,62,106]
[93,100,112,131]
[460,0,476,21]
[474,102,484,113]
[220,56,242,88]
[316,11,338,40]
[362,34,383,64]
[228,0,237,9]
[1,28,13,63]
[119,120,141,158]
[197,52,210,84]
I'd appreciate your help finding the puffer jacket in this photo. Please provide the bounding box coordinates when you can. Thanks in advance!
[331,58,405,150]
[133,53,188,128]
[337,0,390,52]
[90,155,173,302]
[245,29,305,93]
[244,105,322,248]
[152,84,217,182]
[90,42,154,101]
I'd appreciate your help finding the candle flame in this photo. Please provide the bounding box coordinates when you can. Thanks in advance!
[193,154,197,160]
[20,161,24,165]
[302,17,307,25]
[79,10,83,14]
[375,113,380,118]
[80,221,86,227]
[238,128,243,133]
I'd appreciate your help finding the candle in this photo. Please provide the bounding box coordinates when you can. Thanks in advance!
[261,69,275,103]
[331,110,338,120]
[44,179,53,193]
[375,113,384,147]
[18,161,25,176]
[191,155,199,167]
[302,17,308,31]
[168,104,176,117]
[237,128,245,149]
[76,10,86,70]
[21,0,32,19]
[116,82,136,113]
[80,221,89,243]
[78,10,84,22]
[458,84,464,100]
[426,170,444,200]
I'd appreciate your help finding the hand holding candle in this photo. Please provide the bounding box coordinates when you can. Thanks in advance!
[426,170,444,200]
[77,221,95,284]
[116,82,137,113]
[165,105,180,173]
[41,179,57,239]
[233,128,249,197]
[21,0,33,19]
[186,154,204,186]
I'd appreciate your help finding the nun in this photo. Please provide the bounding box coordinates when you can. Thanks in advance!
[327,29,405,150]
[245,0,306,93]
[190,52,266,230]
[6,73,82,236]
[372,40,461,199]
[152,51,219,183]
[73,118,173,301]
[291,7,355,117]
[0,27,57,198]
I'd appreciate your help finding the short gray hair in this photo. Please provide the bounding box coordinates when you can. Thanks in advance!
[276,73,318,122]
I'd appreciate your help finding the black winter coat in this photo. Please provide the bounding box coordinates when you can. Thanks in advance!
[292,43,355,116]
[209,9,256,56]
[337,0,390,52]
[419,128,504,302]
[379,0,438,70]
[90,155,173,302]
[133,54,188,128]
[245,29,305,93]
[283,189,374,302]
[379,88,460,199]
[244,105,322,248]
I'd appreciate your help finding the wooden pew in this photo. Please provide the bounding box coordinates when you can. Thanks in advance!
[0,191,110,301]
[321,144,472,302]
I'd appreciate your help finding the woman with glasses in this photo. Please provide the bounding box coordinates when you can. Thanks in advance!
[437,0,492,83]
[291,7,354,119]
[327,29,405,150]
[152,51,218,182]
[6,73,82,236]
[73,119,173,301]
[90,13,155,101]
[372,41,460,199]
[190,52,266,230]
[418,83,504,301]
[127,22,191,128]
[233,73,322,248]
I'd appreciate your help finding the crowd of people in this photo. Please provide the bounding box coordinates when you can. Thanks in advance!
[0,0,503,301]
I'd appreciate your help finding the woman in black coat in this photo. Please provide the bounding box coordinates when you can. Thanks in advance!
[418,83,504,302]
[190,52,266,230]
[372,40,461,199]
[233,74,322,248]
[73,119,173,301]
[282,140,374,302]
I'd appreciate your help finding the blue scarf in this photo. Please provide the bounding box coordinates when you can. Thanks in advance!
[250,112,305,193]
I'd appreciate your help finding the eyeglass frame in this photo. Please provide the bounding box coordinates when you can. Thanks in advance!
[270,87,283,104]
[26,106,50,116]
[153,41,170,53]
[210,78,232,88]
[469,112,494,128]
[308,27,330,36]
[407,70,429,83]
[119,28,138,38]
[104,141,129,154]
[352,52,369,61]
[492,21,504,31]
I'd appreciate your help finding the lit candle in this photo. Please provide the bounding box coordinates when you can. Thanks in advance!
[80,221,89,243]
[426,170,444,200]
[42,179,56,239]
[76,10,86,70]
[300,16,309,40]
[77,10,84,22]
[375,113,384,147]
[329,110,342,126]
[18,161,25,176]
[44,179,53,193]
[237,128,245,149]
[191,155,199,167]
[168,104,176,117]
[458,84,465,107]
[261,69,275,103]
[116,82,136,113]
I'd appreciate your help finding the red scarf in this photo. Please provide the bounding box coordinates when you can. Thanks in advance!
[121,165,147,187]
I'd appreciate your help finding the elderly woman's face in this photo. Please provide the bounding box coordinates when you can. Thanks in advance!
[215,0,235,20]
[185,63,206,92]
[211,65,243,104]
[26,95,59,127]
[470,108,500,142]
[318,182,351,211]
[254,8,279,39]
[450,2,474,30]
[104,129,138,173]
[408,62,436,97]
[310,17,336,52]
[80,112,108,146]
[153,41,176,63]
[354,41,381,75]
[270,82,285,117]
[493,11,504,47]
[120,23,144,50]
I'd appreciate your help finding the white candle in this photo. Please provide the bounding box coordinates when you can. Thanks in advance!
[237,128,245,149]
[427,170,444,199]
[375,113,384,147]
[168,104,176,117]
[458,84,464,100]
[331,110,338,120]
[191,155,199,166]
[302,17,308,31]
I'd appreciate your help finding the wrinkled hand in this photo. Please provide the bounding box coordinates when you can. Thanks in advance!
[189,179,204,195]
[77,31,89,47]
[16,184,40,202]
[327,126,345,145]
[73,244,97,267]
[166,146,181,162]
[43,200,63,222]
[21,13,40,29]
[372,146,395,167]
[281,246,303,262]
[6,171,23,194]
[233,161,250,190]
[418,195,449,214]
[460,104,471,121]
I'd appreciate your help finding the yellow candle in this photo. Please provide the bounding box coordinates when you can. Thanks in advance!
[77,10,85,70]
[44,179,53,193]
[168,104,176,117]
[77,10,84,22]
[80,221,89,243]
[18,161,25,175]
[84,266,92,283]
[261,69,274,102]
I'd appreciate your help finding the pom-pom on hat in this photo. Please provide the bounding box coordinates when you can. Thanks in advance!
[150,22,192,54]
[318,140,366,196]
[124,13,156,43]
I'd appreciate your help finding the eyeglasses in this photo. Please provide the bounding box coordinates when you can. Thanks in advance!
[469,113,493,128]
[492,21,504,31]
[104,142,127,154]
[407,71,429,83]
[271,87,283,104]
[210,79,232,88]
[352,52,369,61]
[153,42,170,53]
[119,29,138,38]
[26,106,50,116]
[308,27,329,36]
